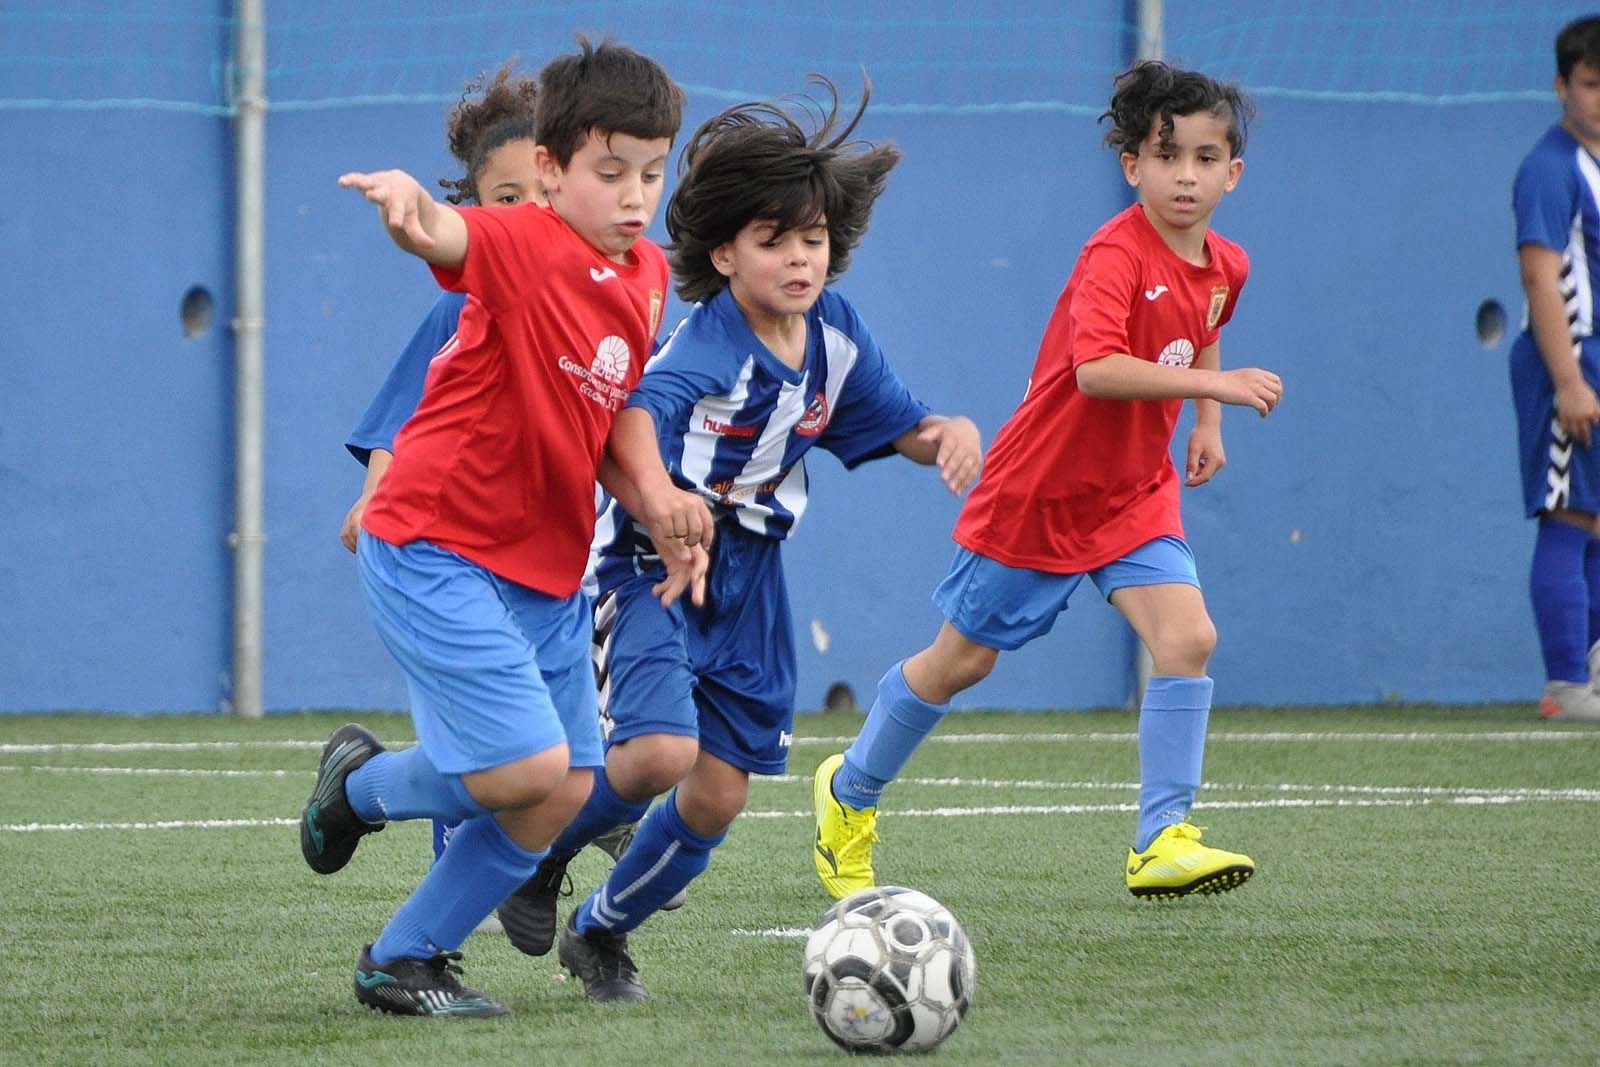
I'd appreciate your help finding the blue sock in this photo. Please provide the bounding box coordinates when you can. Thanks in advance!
[836,661,948,810]
[370,814,545,964]
[1530,518,1590,683]
[1585,537,1600,656]
[1134,675,1213,852]
[574,788,723,936]
[345,746,487,824]
[432,820,458,863]
[548,765,650,857]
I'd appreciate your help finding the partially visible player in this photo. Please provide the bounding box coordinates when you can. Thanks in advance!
[300,37,703,1018]
[493,77,982,1002]
[1510,14,1600,723]
[812,60,1282,901]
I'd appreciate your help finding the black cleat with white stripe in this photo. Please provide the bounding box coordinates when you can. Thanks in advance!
[353,945,508,1018]
[300,722,386,874]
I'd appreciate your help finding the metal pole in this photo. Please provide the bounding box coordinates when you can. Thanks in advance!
[1129,0,1162,710]
[230,0,266,718]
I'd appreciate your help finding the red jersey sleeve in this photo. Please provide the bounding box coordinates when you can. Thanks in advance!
[1068,243,1141,367]
[429,203,552,315]
[1212,240,1250,332]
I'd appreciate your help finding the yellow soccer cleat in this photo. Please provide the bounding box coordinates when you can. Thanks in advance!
[812,753,880,899]
[1125,822,1254,900]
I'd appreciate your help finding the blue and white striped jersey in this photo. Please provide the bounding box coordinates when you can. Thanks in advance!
[594,286,928,559]
[1514,124,1600,340]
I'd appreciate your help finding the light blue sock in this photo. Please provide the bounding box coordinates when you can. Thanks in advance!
[836,661,948,809]
[345,746,487,824]
[548,765,650,857]
[370,814,545,964]
[1134,675,1214,852]
[574,788,723,936]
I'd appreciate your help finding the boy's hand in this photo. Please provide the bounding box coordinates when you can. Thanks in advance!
[642,486,716,556]
[651,543,709,608]
[1185,424,1227,487]
[338,170,437,251]
[917,416,983,494]
[339,494,371,553]
[1555,380,1600,448]
[1211,368,1283,417]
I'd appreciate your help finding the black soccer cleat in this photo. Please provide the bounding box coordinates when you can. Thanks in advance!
[300,723,386,874]
[495,850,574,957]
[353,944,508,1018]
[558,914,647,1003]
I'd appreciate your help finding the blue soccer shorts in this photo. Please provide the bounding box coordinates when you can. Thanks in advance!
[1510,332,1600,516]
[357,532,604,774]
[594,525,796,776]
[934,536,1200,651]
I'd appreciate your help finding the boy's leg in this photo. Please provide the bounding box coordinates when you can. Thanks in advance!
[564,778,730,1002]
[815,547,1073,898]
[498,576,698,955]
[1586,532,1600,681]
[339,534,589,1015]
[1106,552,1252,899]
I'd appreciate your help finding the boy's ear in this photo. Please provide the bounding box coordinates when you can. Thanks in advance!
[534,144,562,195]
[1224,156,1244,193]
[1120,151,1141,188]
[710,241,737,279]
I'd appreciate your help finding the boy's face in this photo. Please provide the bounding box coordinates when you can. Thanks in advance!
[1120,110,1243,236]
[711,217,830,326]
[475,140,546,208]
[1559,61,1600,146]
[536,129,670,263]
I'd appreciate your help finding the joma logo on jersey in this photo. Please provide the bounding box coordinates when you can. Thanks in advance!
[703,415,758,438]
[795,391,829,436]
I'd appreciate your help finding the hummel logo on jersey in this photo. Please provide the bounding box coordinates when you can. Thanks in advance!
[590,266,618,283]
[1144,284,1169,301]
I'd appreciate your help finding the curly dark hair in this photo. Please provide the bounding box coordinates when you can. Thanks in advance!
[1100,60,1252,158]
[536,35,685,168]
[438,59,539,205]
[666,75,901,304]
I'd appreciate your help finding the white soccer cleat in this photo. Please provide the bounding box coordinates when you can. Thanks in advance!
[1539,680,1600,723]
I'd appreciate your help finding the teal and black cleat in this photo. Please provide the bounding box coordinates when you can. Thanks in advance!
[353,945,509,1017]
[300,722,386,874]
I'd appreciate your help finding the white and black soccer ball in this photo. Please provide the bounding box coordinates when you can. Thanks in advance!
[803,886,976,1054]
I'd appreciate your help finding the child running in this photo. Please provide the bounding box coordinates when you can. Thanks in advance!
[811,60,1282,902]
[300,38,704,1018]
[493,77,982,1001]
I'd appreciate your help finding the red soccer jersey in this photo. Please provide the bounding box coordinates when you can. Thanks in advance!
[954,204,1248,573]
[362,203,667,596]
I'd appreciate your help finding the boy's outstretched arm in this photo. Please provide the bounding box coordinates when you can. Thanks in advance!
[1522,243,1600,447]
[892,414,983,494]
[1185,341,1225,487]
[338,169,468,270]
[1076,352,1282,416]
[597,455,707,607]
[607,407,717,551]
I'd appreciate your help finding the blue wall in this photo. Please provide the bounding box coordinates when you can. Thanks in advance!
[0,3,1552,711]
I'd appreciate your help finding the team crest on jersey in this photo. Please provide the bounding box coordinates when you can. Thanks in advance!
[648,289,664,337]
[1157,338,1196,367]
[795,390,830,436]
[592,335,631,385]
[1206,285,1229,329]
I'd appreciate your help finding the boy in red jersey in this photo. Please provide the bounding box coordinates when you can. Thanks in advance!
[812,60,1282,901]
[299,38,711,1018]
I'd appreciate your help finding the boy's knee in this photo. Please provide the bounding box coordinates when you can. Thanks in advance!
[464,744,571,811]
[608,733,698,798]
[1151,618,1217,675]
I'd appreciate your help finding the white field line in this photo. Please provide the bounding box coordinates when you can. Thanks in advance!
[7,790,1595,834]
[3,728,1597,756]
[6,764,1598,805]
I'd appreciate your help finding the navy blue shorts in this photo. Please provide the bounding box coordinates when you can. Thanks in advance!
[357,532,604,774]
[1510,331,1600,516]
[934,537,1200,651]
[594,526,795,775]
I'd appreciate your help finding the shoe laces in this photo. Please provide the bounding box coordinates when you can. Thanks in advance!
[421,950,467,991]
[1170,822,1205,843]
[535,852,575,898]
[587,928,639,978]
[838,817,881,860]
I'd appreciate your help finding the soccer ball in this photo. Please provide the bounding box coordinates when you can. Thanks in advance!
[803,886,976,1054]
